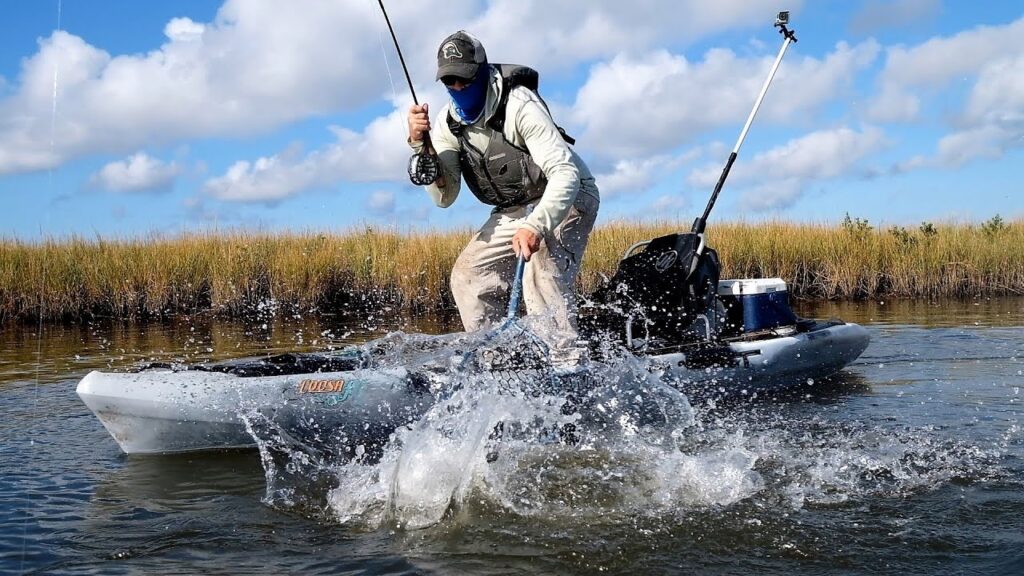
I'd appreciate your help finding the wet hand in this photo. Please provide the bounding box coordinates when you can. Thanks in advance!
[408,103,431,143]
[512,228,541,261]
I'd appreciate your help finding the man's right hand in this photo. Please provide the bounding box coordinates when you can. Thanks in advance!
[408,103,431,143]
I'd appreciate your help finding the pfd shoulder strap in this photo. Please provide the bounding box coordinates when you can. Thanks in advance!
[490,64,575,145]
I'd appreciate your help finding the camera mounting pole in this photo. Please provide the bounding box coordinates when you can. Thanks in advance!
[691,11,797,235]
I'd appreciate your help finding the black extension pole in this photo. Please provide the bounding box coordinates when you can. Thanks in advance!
[691,13,797,235]
[377,0,420,106]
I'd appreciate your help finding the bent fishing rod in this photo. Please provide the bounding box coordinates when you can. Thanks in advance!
[376,0,441,185]
[691,11,797,236]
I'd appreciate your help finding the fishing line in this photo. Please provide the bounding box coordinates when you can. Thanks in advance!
[375,0,440,186]
[50,0,62,149]
[376,29,399,104]
[23,1,62,569]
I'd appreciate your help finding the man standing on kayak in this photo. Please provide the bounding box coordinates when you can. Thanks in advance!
[406,31,600,361]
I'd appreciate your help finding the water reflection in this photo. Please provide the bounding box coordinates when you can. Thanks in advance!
[2,297,1020,387]
[1,298,1022,575]
[795,296,1024,328]
[92,451,265,506]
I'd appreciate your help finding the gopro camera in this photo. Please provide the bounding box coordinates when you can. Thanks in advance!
[775,11,790,26]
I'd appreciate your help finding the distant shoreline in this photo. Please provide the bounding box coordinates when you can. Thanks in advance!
[2,218,1021,324]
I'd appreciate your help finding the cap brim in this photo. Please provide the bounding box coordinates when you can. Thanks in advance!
[436,62,479,81]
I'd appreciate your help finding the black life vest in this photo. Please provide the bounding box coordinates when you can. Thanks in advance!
[446,64,575,208]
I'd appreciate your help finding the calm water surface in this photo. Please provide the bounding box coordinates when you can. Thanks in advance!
[1,299,1022,575]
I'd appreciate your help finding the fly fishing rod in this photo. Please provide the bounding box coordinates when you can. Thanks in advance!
[691,11,797,235]
[376,0,441,185]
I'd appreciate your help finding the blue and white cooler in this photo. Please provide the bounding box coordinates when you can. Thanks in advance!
[717,278,798,337]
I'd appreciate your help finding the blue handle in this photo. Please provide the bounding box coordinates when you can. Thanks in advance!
[506,256,526,320]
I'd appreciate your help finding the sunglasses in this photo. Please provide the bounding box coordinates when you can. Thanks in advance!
[441,75,475,87]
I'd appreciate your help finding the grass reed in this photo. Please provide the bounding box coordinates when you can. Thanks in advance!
[2,218,1021,324]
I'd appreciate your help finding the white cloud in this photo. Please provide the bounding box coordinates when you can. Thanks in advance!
[867,85,921,123]
[881,18,1024,88]
[739,178,804,211]
[0,0,807,177]
[880,40,1024,168]
[963,55,1024,125]
[203,148,315,203]
[591,141,718,200]
[198,2,868,204]
[571,40,880,160]
[868,17,1024,123]
[202,103,416,203]
[367,190,396,214]
[652,194,687,213]
[594,151,699,199]
[595,157,666,200]
[90,152,180,192]
[934,125,1008,167]
[164,17,205,42]
[897,124,1012,171]
[0,0,477,175]
[930,54,1024,166]
[850,0,941,35]
[745,126,887,181]
[469,0,800,72]
[689,126,888,211]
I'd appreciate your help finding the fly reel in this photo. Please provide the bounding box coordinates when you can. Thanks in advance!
[408,150,440,185]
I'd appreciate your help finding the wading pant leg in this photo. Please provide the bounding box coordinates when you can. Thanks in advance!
[522,192,600,355]
[450,206,525,332]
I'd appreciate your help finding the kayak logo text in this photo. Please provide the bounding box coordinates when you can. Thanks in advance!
[298,378,362,406]
[298,379,347,393]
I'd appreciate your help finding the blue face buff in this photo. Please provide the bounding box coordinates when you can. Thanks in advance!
[447,65,489,123]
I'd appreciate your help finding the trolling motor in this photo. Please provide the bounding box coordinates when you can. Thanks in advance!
[377,0,441,185]
[589,12,798,350]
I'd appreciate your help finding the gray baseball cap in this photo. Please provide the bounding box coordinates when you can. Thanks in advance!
[436,31,487,81]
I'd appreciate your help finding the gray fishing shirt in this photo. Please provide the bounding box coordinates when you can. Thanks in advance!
[410,66,599,237]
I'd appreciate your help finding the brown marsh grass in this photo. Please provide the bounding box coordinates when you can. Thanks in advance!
[2,218,1021,323]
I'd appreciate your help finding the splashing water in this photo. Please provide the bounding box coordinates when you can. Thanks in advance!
[238,319,777,530]
[322,356,753,530]
[238,320,1019,535]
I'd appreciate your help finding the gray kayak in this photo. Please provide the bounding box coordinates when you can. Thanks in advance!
[77,319,869,455]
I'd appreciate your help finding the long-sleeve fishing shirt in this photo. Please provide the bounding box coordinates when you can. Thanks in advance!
[409,66,600,237]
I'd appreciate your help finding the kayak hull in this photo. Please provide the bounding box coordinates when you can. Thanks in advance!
[77,322,870,455]
[660,321,871,391]
[77,367,434,455]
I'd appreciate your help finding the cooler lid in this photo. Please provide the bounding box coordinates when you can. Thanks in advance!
[717,278,788,296]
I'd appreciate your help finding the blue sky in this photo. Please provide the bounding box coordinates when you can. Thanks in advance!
[1,0,1021,240]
